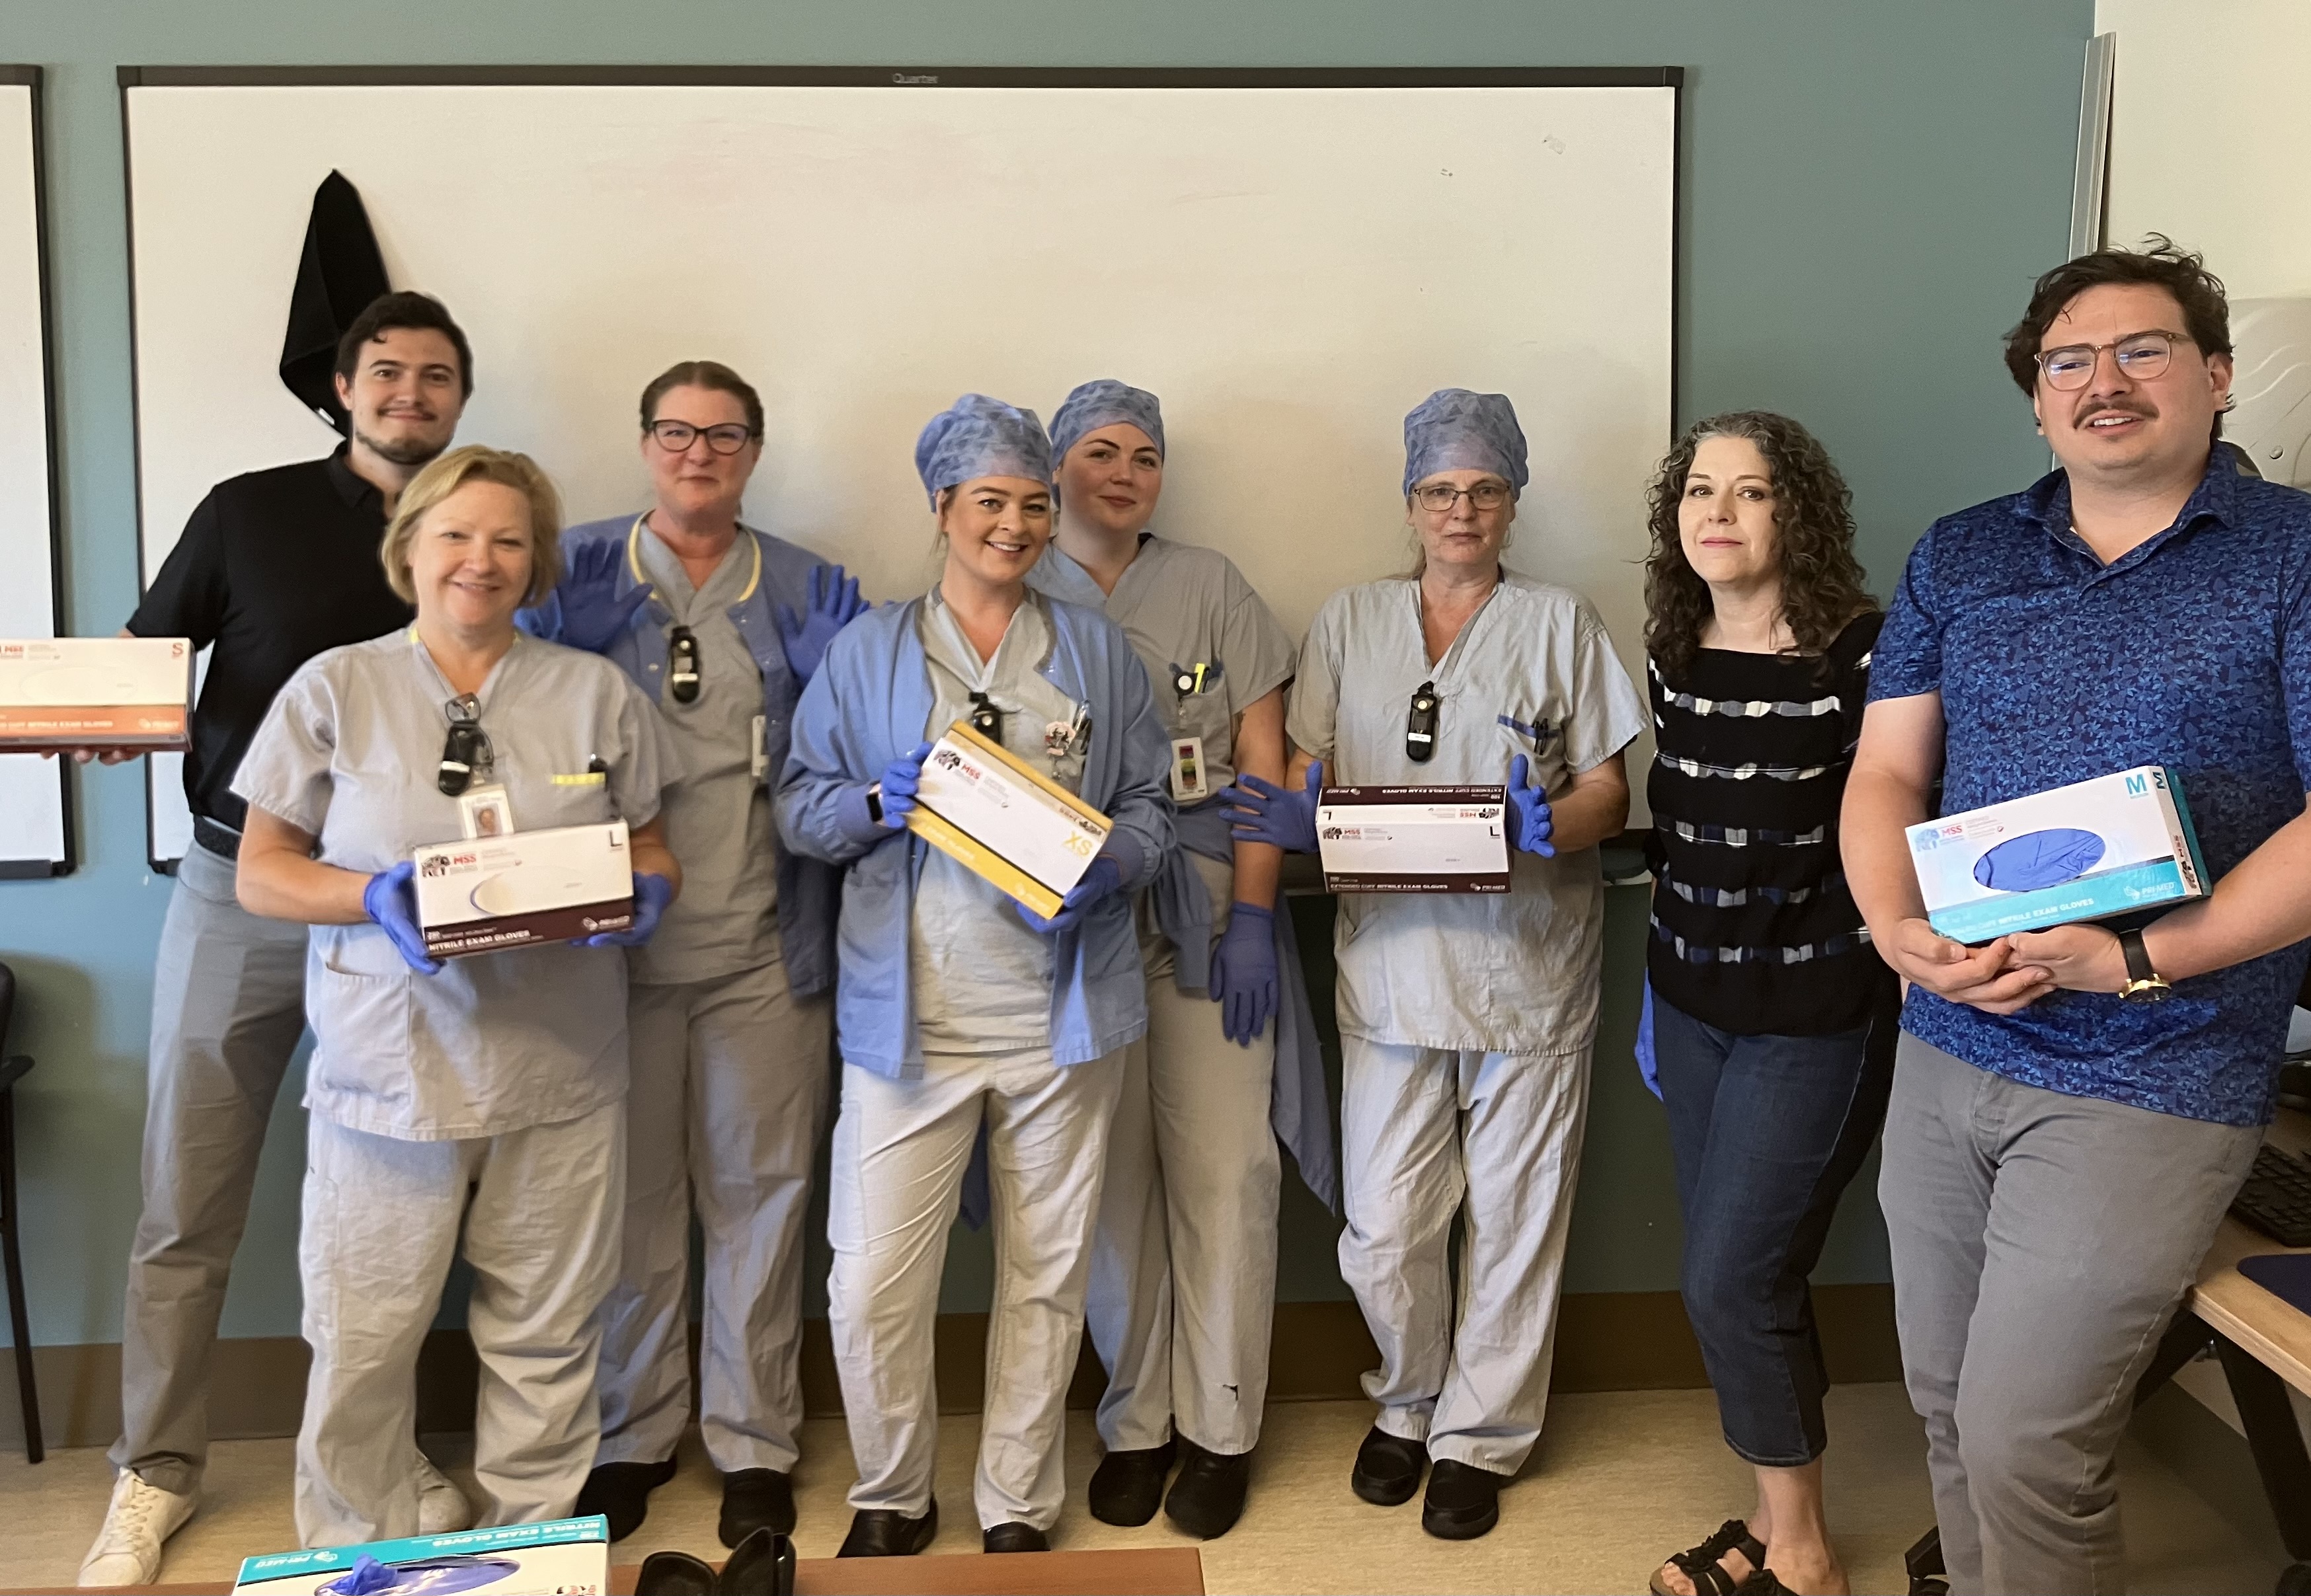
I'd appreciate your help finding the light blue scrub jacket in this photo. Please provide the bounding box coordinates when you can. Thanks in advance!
[520,514,844,998]
[775,594,1176,1079]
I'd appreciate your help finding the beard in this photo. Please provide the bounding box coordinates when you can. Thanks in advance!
[354,422,450,467]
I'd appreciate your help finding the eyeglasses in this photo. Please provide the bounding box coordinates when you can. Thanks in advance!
[668,626,701,704]
[2034,330,2190,391]
[1413,482,1512,513]
[1406,680,1439,764]
[438,695,495,796]
[647,419,758,455]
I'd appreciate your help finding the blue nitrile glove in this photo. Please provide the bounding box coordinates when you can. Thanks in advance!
[327,1554,397,1595]
[1508,753,1555,856]
[552,539,654,655]
[1224,760,1323,854]
[584,871,674,946]
[1208,903,1278,1045]
[834,741,933,846]
[362,860,444,975]
[1017,854,1124,934]
[776,563,868,684]
[1636,977,1661,1100]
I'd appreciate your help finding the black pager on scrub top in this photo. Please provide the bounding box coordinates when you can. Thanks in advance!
[667,626,702,704]
[1407,680,1440,764]
[968,691,1004,741]
[438,695,492,797]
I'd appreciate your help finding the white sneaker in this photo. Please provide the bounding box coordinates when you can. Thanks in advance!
[417,1453,473,1535]
[78,1470,196,1587]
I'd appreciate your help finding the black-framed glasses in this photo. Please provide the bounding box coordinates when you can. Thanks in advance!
[647,419,759,455]
[1413,481,1512,513]
[2034,330,2189,391]
[1406,680,1439,764]
[438,695,494,796]
[668,626,701,704]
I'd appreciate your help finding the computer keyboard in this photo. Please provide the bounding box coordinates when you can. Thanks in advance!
[2231,1145,2311,1248]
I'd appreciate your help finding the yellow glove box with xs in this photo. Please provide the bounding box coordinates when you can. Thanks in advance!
[412,820,635,959]
[906,720,1113,919]
[0,636,194,752]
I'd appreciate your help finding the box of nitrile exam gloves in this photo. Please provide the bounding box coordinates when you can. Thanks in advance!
[906,719,1113,919]
[0,636,193,752]
[231,1513,609,1593]
[1317,784,1513,893]
[1907,766,2208,944]
[413,821,635,958]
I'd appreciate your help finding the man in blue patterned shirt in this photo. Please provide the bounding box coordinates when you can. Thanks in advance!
[1846,239,2311,1593]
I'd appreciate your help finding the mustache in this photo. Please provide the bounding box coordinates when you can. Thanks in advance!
[2074,399,2157,427]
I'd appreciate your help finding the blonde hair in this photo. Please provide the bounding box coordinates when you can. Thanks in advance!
[379,445,565,607]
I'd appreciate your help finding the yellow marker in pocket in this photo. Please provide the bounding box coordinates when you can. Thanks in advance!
[551,771,607,786]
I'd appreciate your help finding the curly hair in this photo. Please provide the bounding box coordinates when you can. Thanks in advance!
[1642,410,1875,687]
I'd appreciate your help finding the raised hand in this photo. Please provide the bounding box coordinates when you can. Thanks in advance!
[776,563,869,683]
[1224,760,1323,854]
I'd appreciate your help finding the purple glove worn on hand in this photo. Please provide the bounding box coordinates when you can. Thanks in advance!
[363,860,443,975]
[836,741,933,847]
[584,871,674,947]
[1017,855,1124,934]
[1508,753,1555,856]
[775,563,868,684]
[1224,760,1323,854]
[553,539,654,656]
[1208,903,1278,1045]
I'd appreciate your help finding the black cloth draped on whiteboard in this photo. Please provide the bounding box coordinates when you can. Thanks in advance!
[278,171,389,436]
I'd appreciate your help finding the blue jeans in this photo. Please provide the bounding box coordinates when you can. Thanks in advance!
[1653,984,1898,1466]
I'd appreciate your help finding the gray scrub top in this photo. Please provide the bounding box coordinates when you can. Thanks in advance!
[1029,536,1297,795]
[1287,573,1645,1056]
[910,585,1088,1054]
[233,628,677,1140]
[629,521,781,985]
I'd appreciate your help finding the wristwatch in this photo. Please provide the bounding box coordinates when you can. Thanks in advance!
[2117,927,2172,1003]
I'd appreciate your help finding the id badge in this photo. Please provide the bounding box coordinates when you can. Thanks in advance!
[751,714,768,781]
[1170,736,1209,802]
[459,782,515,839]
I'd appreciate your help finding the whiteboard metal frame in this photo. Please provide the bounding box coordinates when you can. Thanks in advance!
[117,63,1687,871]
[1,64,73,880]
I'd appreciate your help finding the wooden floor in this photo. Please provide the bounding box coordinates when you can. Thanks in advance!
[0,1387,2283,1595]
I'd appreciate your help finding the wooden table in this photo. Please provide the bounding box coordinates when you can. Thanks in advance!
[14,1545,1205,1596]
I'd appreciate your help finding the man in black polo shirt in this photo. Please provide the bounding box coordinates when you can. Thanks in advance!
[78,292,473,1588]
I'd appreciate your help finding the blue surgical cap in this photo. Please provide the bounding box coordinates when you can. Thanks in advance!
[1050,379,1166,465]
[914,393,1054,507]
[1401,389,1530,496]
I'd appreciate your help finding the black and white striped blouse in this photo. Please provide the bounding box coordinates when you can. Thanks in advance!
[1644,611,1893,1036]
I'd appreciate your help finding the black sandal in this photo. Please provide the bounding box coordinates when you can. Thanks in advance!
[1650,1519,1768,1596]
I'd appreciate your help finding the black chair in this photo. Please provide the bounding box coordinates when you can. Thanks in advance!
[0,960,42,1463]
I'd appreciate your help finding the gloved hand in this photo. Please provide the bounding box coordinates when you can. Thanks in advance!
[1636,977,1661,1100]
[835,741,933,845]
[1224,760,1323,854]
[584,871,674,946]
[1508,753,1555,856]
[1208,903,1278,1045]
[363,861,444,975]
[1017,855,1124,934]
[776,563,869,684]
[553,539,654,655]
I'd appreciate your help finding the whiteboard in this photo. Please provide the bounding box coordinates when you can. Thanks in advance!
[124,69,1680,860]
[0,68,69,878]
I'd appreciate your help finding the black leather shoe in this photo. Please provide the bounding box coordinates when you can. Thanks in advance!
[982,1521,1050,1553]
[1087,1437,1177,1526]
[1421,1457,1509,1540]
[1350,1425,1427,1506]
[718,1527,797,1595]
[1163,1439,1251,1539]
[719,1468,797,1546]
[577,1455,679,1541]
[836,1498,939,1557]
[633,1549,717,1596]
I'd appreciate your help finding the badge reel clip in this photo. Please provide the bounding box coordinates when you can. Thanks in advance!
[1406,680,1440,765]
[438,694,514,839]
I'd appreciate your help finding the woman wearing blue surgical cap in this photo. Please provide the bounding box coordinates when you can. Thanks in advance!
[1029,381,1333,1541]
[776,395,1173,1558]
[1228,389,1646,1540]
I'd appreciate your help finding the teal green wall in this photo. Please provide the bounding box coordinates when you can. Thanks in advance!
[1,1,2094,1349]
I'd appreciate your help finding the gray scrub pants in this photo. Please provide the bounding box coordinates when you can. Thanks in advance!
[1879,1032,2261,1595]
[829,1047,1126,1532]
[595,959,832,1476]
[111,839,310,1496]
[1337,1038,1590,1476]
[1086,892,1281,1457]
[295,1100,625,1546]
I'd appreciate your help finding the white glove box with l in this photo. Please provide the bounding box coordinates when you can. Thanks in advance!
[1317,784,1512,893]
[1907,765,2208,944]
[232,1514,609,1593]
[906,719,1113,919]
[0,635,194,751]
[412,820,635,959]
